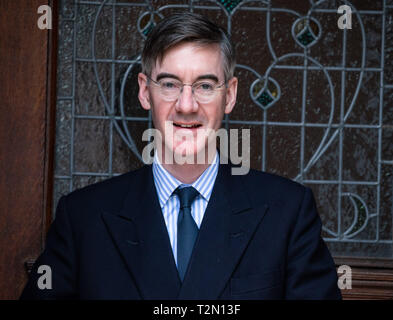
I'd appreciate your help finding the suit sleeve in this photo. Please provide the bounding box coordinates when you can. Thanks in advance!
[20,196,77,299]
[285,187,342,300]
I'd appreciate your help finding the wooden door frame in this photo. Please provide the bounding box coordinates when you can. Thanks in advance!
[0,0,58,299]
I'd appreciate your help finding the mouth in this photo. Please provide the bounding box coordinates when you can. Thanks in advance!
[173,122,203,129]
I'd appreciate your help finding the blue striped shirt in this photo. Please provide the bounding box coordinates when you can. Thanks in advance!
[152,151,219,266]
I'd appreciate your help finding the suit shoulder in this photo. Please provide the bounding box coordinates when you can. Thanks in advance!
[61,165,149,213]
[240,168,307,203]
[244,168,304,189]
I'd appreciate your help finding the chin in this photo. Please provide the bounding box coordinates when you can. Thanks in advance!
[160,125,216,165]
[173,142,202,164]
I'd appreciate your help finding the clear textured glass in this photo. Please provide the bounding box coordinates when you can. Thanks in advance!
[385,7,393,84]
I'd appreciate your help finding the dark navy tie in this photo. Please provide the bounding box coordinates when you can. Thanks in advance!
[175,186,199,282]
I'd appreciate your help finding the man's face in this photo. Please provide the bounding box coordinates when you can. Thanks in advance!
[138,42,237,163]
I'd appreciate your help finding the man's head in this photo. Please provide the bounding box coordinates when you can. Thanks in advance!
[138,12,238,163]
[141,12,236,82]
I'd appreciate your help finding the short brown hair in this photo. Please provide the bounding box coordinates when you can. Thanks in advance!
[141,12,236,82]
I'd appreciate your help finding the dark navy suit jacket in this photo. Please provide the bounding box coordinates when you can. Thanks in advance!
[20,163,341,299]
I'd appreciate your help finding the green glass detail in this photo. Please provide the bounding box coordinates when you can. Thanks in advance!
[351,197,367,234]
[293,18,320,47]
[257,92,274,107]
[252,78,279,108]
[219,0,243,13]
[142,23,155,36]
[297,29,316,46]
[268,83,278,98]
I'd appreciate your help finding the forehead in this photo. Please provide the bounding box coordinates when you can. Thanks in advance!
[152,42,225,79]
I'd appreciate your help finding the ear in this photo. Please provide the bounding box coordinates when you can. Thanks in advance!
[138,73,151,110]
[224,76,238,114]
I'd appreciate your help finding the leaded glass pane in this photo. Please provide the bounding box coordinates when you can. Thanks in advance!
[54,0,393,259]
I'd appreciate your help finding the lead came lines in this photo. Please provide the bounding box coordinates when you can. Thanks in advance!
[54,0,393,249]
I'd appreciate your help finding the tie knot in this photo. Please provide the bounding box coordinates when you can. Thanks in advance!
[175,186,199,209]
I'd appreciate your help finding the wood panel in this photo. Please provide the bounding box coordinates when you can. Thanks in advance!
[335,257,393,300]
[339,268,393,300]
[0,0,57,299]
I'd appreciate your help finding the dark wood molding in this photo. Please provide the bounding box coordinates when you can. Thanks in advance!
[339,267,393,300]
[42,0,58,244]
[334,256,393,269]
[335,257,393,300]
[0,0,58,299]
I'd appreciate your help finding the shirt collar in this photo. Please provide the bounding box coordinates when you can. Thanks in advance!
[152,151,219,208]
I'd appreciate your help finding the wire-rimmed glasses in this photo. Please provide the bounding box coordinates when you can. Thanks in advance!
[146,76,227,104]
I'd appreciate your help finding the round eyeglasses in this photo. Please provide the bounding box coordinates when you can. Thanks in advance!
[146,76,227,104]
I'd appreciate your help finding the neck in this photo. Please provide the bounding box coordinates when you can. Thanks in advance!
[162,162,210,184]
[157,148,216,184]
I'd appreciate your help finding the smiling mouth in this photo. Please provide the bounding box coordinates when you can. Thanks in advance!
[173,122,202,129]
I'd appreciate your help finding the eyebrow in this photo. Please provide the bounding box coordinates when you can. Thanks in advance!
[155,73,219,83]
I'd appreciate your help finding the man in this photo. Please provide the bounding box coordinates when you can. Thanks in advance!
[21,12,341,300]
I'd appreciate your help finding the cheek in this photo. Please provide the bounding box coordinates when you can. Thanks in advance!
[206,103,226,127]
[150,101,172,129]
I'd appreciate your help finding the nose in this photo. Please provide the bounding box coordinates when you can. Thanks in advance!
[175,85,199,113]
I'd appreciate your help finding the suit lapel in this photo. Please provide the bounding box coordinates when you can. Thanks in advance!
[101,166,181,299]
[101,163,270,300]
[178,164,269,299]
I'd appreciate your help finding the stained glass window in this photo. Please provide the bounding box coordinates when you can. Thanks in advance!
[54,0,393,260]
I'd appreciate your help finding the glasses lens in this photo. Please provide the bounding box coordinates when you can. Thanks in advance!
[157,79,181,101]
[154,78,224,103]
[194,81,217,103]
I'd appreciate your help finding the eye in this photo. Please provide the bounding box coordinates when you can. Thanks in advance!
[196,82,215,91]
[159,80,180,90]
